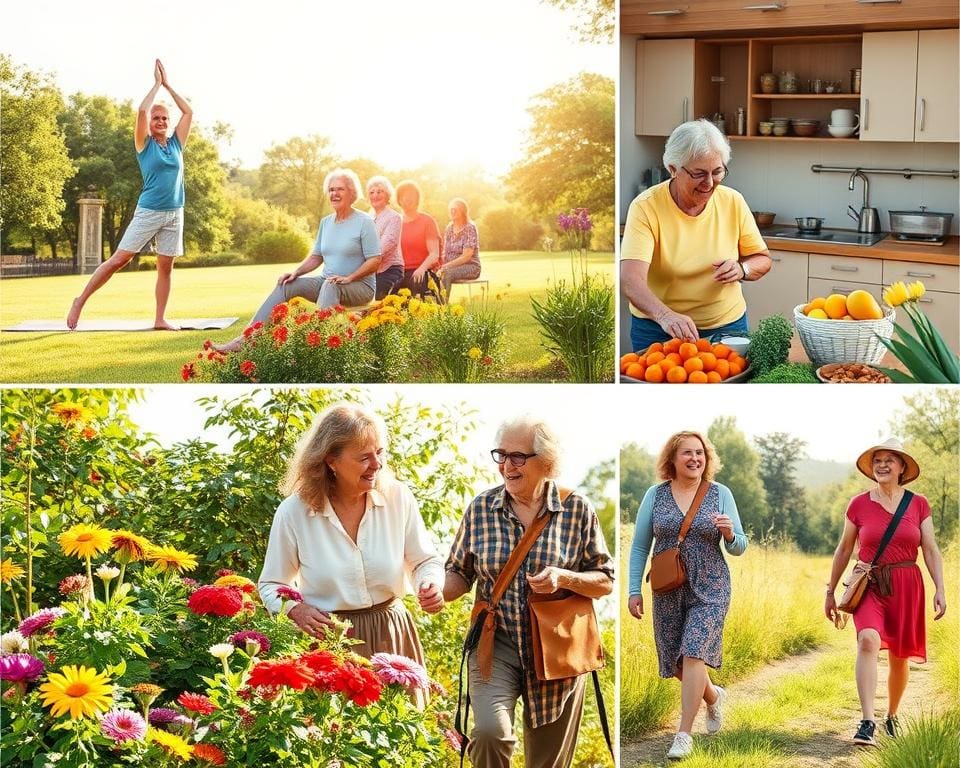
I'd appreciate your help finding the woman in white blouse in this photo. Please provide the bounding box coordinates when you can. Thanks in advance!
[258,403,445,664]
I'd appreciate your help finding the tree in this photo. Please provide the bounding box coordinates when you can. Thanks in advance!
[478,206,544,250]
[226,186,311,253]
[183,128,232,252]
[620,442,656,522]
[541,0,614,43]
[257,134,338,223]
[754,432,808,545]
[0,55,74,253]
[507,73,614,226]
[579,458,616,546]
[707,416,768,535]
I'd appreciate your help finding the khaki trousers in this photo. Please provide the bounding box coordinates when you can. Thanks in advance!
[467,631,586,768]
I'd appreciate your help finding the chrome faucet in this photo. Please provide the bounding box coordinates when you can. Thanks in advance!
[847,170,880,233]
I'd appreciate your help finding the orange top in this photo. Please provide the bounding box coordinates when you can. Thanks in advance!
[400,213,440,270]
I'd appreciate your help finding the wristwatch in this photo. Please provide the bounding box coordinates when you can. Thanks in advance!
[739,261,751,281]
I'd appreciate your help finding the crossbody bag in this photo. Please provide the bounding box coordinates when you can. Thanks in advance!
[646,480,710,594]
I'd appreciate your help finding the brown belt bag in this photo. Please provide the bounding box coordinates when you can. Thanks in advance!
[647,480,710,594]
[528,589,604,681]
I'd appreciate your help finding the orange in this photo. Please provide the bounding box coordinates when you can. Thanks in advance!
[699,352,718,372]
[659,359,676,374]
[696,338,712,352]
[714,359,731,379]
[665,352,683,367]
[663,338,682,354]
[620,352,639,365]
[683,357,704,374]
[728,361,743,376]
[712,343,731,359]
[625,363,645,379]
[706,371,722,383]
[644,365,665,383]
[824,293,848,320]
[646,351,665,365]
[807,308,829,320]
[646,342,664,355]
[803,296,826,315]
[846,289,883,320]
[688,370,709,383]
[666,366,688,383]
[678,342,698,360]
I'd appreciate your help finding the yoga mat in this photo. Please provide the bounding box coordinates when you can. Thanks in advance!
[3,318,239,332]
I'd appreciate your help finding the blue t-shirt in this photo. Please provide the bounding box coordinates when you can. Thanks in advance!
[312,210,381,291]
[136,134,185,211]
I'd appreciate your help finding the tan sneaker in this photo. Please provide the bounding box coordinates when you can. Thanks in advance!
[705,686,726,734]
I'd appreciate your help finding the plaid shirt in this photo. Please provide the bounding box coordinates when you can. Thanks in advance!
[446,481,614,728]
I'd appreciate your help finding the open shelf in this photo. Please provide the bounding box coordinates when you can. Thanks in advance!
[751,93,860,100]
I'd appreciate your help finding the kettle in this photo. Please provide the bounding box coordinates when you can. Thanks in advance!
[848,206,881,234]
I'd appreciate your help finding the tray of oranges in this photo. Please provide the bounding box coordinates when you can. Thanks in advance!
[620,338,750,383]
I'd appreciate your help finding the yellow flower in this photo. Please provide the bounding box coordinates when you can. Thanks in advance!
[883,281,909,308]
[51,402,94,426]
[288,297,306,308]
[450,305,465,317]
[146,545,198,574]
[356,316,380,332]
[39,665,113,719]
[111,530,152,562]
[907,281,926,300]
[0,558,25,584]
[148,728,194,761]
[468,347,482,360]
[408,298,422,315]
[397,288,412,298]
[59,523,113,560]
[214,574,255,591]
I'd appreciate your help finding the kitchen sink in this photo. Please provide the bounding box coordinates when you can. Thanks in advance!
[761,228,888,247]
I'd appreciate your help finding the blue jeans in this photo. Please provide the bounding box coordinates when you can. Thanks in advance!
[629,312,749,353]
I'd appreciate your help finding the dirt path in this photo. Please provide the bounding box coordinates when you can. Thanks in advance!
[621,633,946,768]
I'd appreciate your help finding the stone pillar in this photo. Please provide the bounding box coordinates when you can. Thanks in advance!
[77,187,105,275]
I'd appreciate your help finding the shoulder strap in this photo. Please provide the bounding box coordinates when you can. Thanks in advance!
[870,490,914,566]
[678,480,710,545]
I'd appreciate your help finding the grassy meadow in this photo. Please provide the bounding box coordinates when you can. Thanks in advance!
[0,250,613,383]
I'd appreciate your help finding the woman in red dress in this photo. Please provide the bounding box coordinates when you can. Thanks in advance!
[825,439,947,746]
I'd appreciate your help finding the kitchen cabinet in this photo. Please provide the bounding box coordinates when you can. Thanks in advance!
[808,252,885,304]
[741,249,808,329]
[860,29,959,142]
[635,39,695,135]
[883,258,959,350]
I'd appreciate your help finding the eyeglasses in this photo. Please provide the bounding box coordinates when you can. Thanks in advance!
[491,449,537,467]
[681,165,728,184]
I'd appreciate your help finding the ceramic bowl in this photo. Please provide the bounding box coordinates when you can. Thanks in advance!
[827,124,857,138]
[758,122,773,135]
[717,335,750,356]
[753,211,776,226]
[772,125,789,136]
[791,120,820,137]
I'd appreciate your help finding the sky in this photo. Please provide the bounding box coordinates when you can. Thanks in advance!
[1,0,613,176]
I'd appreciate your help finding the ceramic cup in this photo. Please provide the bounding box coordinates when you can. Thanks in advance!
[831,109,859,129]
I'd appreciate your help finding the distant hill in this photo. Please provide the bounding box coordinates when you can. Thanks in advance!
[796,458,854,490]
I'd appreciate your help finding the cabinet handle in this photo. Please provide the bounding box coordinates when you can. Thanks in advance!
[831,265,859,272]
[856,0,902,4]
[682,96,689,123]
[742,3,784,9]
[771,256,783,262]
[647,8,687,15]
[906,271,935,278]
[863,98,869,131]
[831,287,853,293]
[918,297,933,304]
[919,98,926,132]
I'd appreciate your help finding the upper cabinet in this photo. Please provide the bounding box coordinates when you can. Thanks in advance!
[635,39,695,136]
[622,0,959,36]
[860,29,959,141]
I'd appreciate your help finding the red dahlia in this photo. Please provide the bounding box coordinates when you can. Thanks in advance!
[186,585,245,617]
[177,691,217,715]
[247,658,315,691]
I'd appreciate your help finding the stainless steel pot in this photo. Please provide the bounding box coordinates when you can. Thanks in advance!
[795,217,824,233]
[889,209,953,238]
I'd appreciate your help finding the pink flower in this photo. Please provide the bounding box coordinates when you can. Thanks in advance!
[100,708,147,743]
[58,574,89,595]
[0,653,44,682]
[276,585,302,602]
[444,727,464,752]
[370,653,429,690]
[18,607,66,637]
[229,630,271,656]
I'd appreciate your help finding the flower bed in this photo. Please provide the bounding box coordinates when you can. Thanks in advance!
[184,291,505,383]
[0,526,456,768]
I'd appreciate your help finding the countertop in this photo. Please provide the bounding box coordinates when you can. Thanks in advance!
[759,230,959,266]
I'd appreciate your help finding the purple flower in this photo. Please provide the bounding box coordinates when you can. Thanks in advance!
[100,708,147,743]
[148,707,182,725]
[276,585,303,602]
[0,653,45,683]
[229,630,271,656]
[370,653,429,690]
[18,607,66,637]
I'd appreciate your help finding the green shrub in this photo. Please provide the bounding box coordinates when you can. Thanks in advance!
[865,710,960,768]
[138,252,251,270]
[247,229,311,264]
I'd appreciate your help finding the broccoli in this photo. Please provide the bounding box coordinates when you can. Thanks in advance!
[752,362,819,384]
[746,315,793,375]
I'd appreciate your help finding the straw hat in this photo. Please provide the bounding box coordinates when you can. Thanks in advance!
[856,438,920,485]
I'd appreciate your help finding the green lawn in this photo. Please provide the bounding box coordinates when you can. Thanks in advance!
[0,250,614,383]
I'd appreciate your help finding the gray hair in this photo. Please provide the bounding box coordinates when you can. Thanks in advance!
[495,414,562,479]
[366,175,395,200]
[662,119,731,172]
[322,168,363,202]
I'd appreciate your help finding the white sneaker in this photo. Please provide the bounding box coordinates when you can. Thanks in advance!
[705,686,726,734]
[666,732,693,760]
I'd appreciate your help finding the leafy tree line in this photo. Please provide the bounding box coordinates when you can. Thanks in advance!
[619,389,959,553]
[2,54,615,261]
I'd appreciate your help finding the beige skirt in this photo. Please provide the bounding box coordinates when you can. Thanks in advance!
[335,597,426,665]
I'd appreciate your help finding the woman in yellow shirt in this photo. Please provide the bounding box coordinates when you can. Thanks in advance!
[621,120,772,352]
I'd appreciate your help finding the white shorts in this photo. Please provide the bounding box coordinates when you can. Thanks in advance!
[117,207,184,257]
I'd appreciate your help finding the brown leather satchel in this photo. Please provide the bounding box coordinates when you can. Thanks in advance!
[529,589,604,681]
[647,480,709,594]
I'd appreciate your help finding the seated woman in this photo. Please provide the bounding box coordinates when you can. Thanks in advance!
[367,175,404,300]
[394,180,441,298]
[214,168,380,353]
[437,198,481,298]
[620,120,772,352]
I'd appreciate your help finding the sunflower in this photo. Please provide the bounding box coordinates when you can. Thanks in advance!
[1,558,25,584]
[58,524,113,560]
[147,728,194,761]
[39,665,114,719]
[51,402,94,426]
[111,530,151,563]
[146,545,198,574]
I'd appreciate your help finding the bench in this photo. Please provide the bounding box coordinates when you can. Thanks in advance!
[449,279,490,300]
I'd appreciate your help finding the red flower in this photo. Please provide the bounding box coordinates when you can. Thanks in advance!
[316,309,332,321]
[333,304,345,313]
[328,661,382,706]
[216,569,235,577]
[248,658,315,691]
[345,327,355,340]
[301,650,338,676]
[270,303,289,323]
[306,331,322,347]
[482,355,493,366]
[240,360,256,377]
[202,340,213,350]
[295,313,312,325]
[186,585,245,617]
[327,335,343,349]
[177,691,217,715]
[89,471,102,485]
[272,326,288,344]
[193,743,227,765]
[181,363,195,381]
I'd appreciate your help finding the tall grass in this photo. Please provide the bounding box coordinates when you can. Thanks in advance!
[863,710,960,768]
[927,540,958,700]
[620,527,831,737]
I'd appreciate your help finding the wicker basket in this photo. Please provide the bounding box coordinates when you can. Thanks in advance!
[793,304,895,366]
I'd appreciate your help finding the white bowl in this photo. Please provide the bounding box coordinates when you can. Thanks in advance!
[827,125,857,138]
[717,335,750,356]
